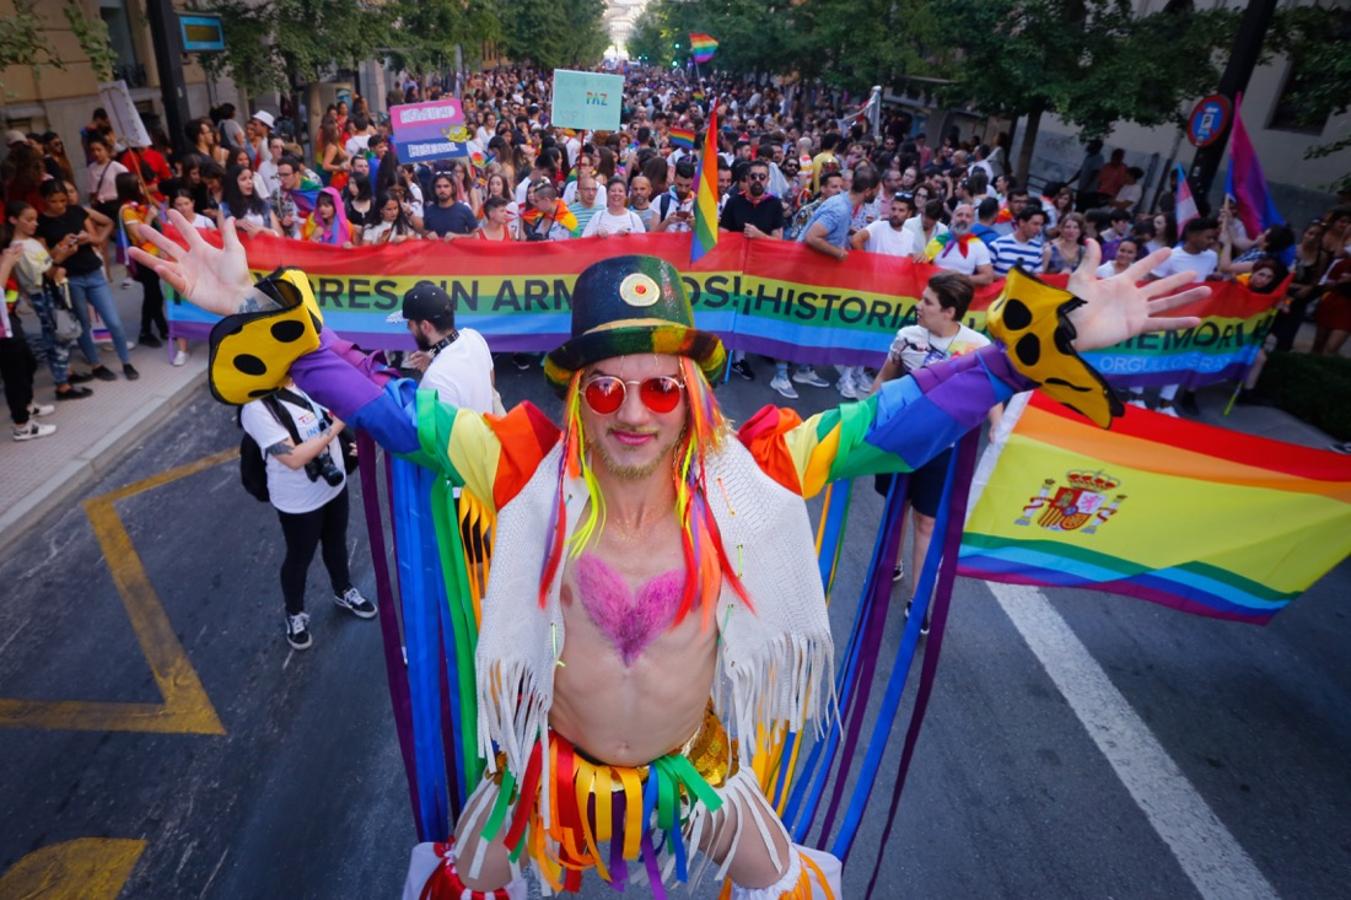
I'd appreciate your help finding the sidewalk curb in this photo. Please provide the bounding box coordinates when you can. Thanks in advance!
[0,369,211,559]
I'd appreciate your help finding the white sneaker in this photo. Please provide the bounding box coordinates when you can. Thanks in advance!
[1128,398,1148,410]
[792,367,831,388]
[770,374,799,400]
[285,612,313,650]
[27,402,56,417]
[1158,404,1179,418]
[12,421,57,441]
[853,369,874,395]
[172,349,189,367]
[836,377,859,400]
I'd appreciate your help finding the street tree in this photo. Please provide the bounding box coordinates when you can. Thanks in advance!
[931,0,1238,183]
[1269,4,1351,193]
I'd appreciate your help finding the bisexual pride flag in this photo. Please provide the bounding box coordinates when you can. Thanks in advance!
[690,33,718,64]
[1225,92,1284,243]
[958,394,1351,624]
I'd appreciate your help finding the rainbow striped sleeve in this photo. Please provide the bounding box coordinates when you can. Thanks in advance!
[739,344,1032,497]
[290,328,559,512]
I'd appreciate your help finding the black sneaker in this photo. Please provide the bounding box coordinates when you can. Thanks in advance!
[892,563,904,583]
[122,363,140,381]
[138,332,162,348]
[731,359,755,381]
[334,586,377,619]
[55,385,93,401]
[285,612,313,650]
[904,600,931,636]
[512,353,533,371]
[68,370,96,384]
[1176,391,1200,417]
[92,365,118,382]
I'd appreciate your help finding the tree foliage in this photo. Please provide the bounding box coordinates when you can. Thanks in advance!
[503,0,608,70]
[932,0,1237,137]
[63,0,117,84]
[1269,3,1351,192]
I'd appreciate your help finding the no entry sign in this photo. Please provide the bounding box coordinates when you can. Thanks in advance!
[1187,95,1232,149]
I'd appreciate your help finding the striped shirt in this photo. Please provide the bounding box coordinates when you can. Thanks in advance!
[989,233,1044,276]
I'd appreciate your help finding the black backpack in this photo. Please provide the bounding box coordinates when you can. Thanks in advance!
[238,394,302,503]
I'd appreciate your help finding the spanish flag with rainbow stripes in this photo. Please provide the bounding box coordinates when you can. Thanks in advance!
[958,394,1351,624]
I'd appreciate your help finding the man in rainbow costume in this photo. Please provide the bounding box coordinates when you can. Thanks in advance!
[133,210,1205,898]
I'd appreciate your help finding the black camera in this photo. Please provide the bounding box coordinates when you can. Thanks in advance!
[305,414,346,486]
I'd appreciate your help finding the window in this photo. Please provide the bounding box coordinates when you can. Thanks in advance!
[99,0,146,87]
[1268,56,1330,135]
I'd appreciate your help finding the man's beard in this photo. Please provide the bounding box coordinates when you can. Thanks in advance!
[749,183,765,197]
[951,221,971,236]
[594,430,682,481]
[412,330,432,352]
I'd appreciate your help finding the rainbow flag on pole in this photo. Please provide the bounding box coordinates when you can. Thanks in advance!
[958,394,1351,624]
[691,101,720,264]
[690,33,719,64]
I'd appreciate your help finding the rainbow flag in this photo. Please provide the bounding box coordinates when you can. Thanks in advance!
[691,101,719,263]
[690,33,718,64]
[669,127,696,149]
[958,394,1351,624]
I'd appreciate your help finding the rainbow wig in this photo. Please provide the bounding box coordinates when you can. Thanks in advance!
[537,358,753,628]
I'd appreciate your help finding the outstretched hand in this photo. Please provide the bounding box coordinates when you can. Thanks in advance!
[128,209,254,317]
[1066,240,1207,352]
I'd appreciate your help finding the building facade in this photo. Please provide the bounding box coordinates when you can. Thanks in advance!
[1,0,246,159]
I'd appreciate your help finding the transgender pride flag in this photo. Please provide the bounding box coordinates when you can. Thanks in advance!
[1225,93,1283,239]
[1174,163,1198,233]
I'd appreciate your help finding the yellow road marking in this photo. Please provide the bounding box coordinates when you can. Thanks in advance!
[0,838,146,898]
[0,450,236,734]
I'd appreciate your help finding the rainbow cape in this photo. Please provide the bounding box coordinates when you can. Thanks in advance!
[690,102,719,263]
[958,393,1351,624]
[690,32,718,64]
[519,198,578,236]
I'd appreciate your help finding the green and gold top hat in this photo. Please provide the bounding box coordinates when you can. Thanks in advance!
[543,255,726,393]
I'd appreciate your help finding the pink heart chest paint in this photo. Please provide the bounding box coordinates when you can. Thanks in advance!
[572,553,684,666]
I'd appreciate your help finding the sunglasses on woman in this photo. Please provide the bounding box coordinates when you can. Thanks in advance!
[582,374,686,415]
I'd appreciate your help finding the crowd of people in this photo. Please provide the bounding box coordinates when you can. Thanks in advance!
[2,64,1349,443]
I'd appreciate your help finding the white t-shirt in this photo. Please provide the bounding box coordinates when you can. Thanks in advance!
[862,221,917,257]
[932,235,992,275]
[888,323,990,374]
[1115,183,1142,207]
[421,328,496,414]
[241,391,345,514]
[1153,246,1218,282]
[583,208,647,237]
[1096,261,1120,278]
[189,213,216,231]
[344,134,371,159]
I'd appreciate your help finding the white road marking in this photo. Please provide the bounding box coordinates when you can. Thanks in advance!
[989,582,1279,900]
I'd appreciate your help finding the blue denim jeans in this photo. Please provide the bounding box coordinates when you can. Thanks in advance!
[65,269,130,366]
[23,290,72,385]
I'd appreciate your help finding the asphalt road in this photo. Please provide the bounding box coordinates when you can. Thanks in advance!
[1,362,1347,899]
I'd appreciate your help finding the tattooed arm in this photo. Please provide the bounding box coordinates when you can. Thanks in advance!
[264,416,345,470]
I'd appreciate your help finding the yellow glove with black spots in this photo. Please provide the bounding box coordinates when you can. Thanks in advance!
[987,267,1123,428]
[208,268,325,405]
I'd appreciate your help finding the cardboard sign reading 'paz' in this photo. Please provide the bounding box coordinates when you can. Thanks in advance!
[551,70,625,132]
[390,99,470,163]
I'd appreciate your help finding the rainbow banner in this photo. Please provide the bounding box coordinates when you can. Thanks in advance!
[689,33,718,64]
[166,232,1281,391]
[958,394,1351,623]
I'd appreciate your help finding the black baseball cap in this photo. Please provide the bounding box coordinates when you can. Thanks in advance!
[386,280,454,327]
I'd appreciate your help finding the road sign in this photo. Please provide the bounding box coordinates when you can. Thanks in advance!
[1187,95,1232,149]
[390,99,470,164]
[550,69,624,131]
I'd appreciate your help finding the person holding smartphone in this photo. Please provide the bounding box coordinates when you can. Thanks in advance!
[652,158,696,233]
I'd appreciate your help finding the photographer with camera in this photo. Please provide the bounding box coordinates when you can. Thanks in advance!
[241,379,375,650]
